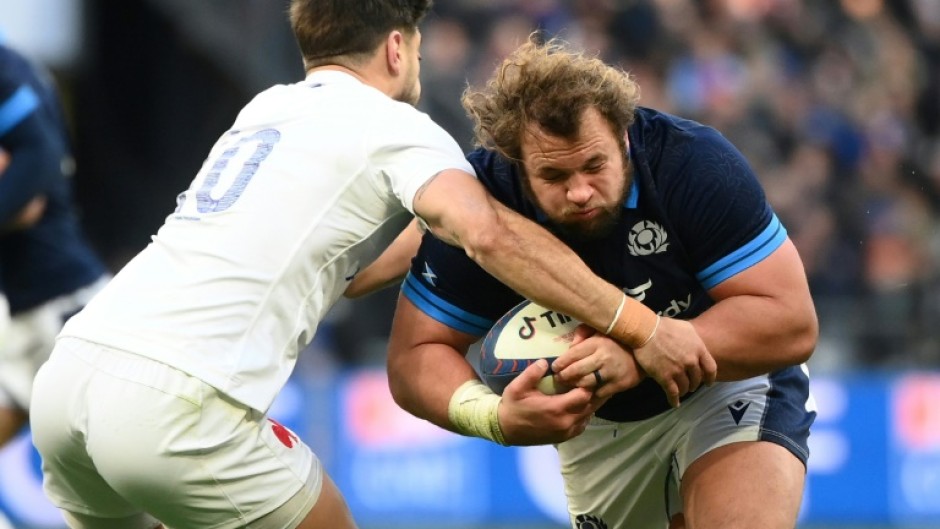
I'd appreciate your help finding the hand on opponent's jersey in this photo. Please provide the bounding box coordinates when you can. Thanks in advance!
[497,359,607,445]
[550,325,646,400]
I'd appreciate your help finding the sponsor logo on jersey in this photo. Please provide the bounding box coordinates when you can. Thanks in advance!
[728,400,751,425]
[624,280,692,319]
[624,279,653,302]
[268,418,299,448]
[421,262,438,287]
[574,513,608,529]
[657,293,692,318]
[627,220,669,256]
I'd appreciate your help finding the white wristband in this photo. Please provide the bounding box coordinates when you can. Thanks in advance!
[636,314,662,348]
[604,293,627,335]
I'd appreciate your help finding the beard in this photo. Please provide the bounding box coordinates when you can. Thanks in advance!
[396,75,421,107]
[523,156,632,242]
[553,199,625,241]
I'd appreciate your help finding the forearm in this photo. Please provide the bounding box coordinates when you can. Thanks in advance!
[469,198,654,344]
[416,171,657,347]
[345,218,422,298]
[387,343,479,433]
[691,295,817,380]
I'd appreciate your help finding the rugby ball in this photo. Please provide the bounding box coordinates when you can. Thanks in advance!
[479,299,582,395]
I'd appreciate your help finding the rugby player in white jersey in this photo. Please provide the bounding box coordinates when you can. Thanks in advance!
[29,1,715,528]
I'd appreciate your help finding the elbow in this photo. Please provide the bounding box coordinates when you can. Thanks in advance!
[790,310,819,365]
[458,214,504,265]
[386,355,416,413]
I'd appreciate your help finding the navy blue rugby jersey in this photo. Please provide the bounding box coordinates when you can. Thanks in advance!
[0,44,107,313]
[403,107,789,421]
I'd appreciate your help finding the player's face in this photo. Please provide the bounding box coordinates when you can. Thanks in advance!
[520,107,630,240]
[396,29,422,106]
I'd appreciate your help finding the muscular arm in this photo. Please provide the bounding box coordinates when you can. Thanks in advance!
[412,169,624,334]
[691,239,818,380]
[387,294,601,445]
[386,294,480,428]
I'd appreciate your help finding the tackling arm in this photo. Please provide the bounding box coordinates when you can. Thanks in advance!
[691,238,818,380]
[412,169,661,347]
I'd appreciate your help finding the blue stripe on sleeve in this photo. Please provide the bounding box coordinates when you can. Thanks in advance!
[696,214,788,289]
[0,85,39,136]
[401,273,494,335]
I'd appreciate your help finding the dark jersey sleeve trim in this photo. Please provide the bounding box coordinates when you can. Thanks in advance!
[401,273,495,335]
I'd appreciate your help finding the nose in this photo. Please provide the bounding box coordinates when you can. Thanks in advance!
[566,173,593,205]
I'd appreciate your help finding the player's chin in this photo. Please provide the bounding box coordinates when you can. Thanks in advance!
[558,217,615,241]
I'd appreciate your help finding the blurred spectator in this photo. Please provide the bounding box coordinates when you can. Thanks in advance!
[50,0,940,370]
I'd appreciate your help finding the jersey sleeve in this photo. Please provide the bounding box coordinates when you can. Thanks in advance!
[401,231,522,337]
[0,47,68,224]
[657,126,787,290]
[369,105,476,215]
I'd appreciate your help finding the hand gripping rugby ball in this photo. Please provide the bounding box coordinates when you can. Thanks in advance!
[479,299,582,395]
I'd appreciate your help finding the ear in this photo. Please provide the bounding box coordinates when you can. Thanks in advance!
[385,30,405,76]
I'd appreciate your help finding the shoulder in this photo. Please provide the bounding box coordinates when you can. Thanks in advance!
[465,148,539,215]
[632,108,731,164]
[632,108,754,193]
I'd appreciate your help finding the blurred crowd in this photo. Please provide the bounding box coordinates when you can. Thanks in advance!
[408,0,940,370]
[25,0,939,372]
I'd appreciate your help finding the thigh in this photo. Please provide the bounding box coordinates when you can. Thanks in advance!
[680,441,805,529]
[36,339,323,529]
[557,415,682,529]
[671,367,814,529]
[31,342,158,526]
[62,511,162,529]
[81,352,318,529]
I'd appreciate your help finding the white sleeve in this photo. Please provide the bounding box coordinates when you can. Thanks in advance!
[369,105,476,214]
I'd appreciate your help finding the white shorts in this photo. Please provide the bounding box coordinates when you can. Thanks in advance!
[30,338,322,529]
[557,366,815,529]
[0,275,109,410]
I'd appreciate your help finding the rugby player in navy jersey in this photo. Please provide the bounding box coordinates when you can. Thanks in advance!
[365,37,818,529]
[0,42,110,448]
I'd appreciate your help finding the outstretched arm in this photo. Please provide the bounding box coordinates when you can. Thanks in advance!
[411,169,697,352]
[411,169,714,406]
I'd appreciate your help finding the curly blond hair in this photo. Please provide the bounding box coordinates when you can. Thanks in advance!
[462,34,641,162]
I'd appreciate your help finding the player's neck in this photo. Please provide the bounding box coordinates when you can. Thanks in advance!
[307,62,398,100]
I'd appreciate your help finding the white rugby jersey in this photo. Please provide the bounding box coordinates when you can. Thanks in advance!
[60,71,474,413]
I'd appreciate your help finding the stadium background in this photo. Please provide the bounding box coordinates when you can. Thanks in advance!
[2,0,940,528]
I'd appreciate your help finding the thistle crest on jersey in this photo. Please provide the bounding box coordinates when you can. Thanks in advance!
[627,220,669,256]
